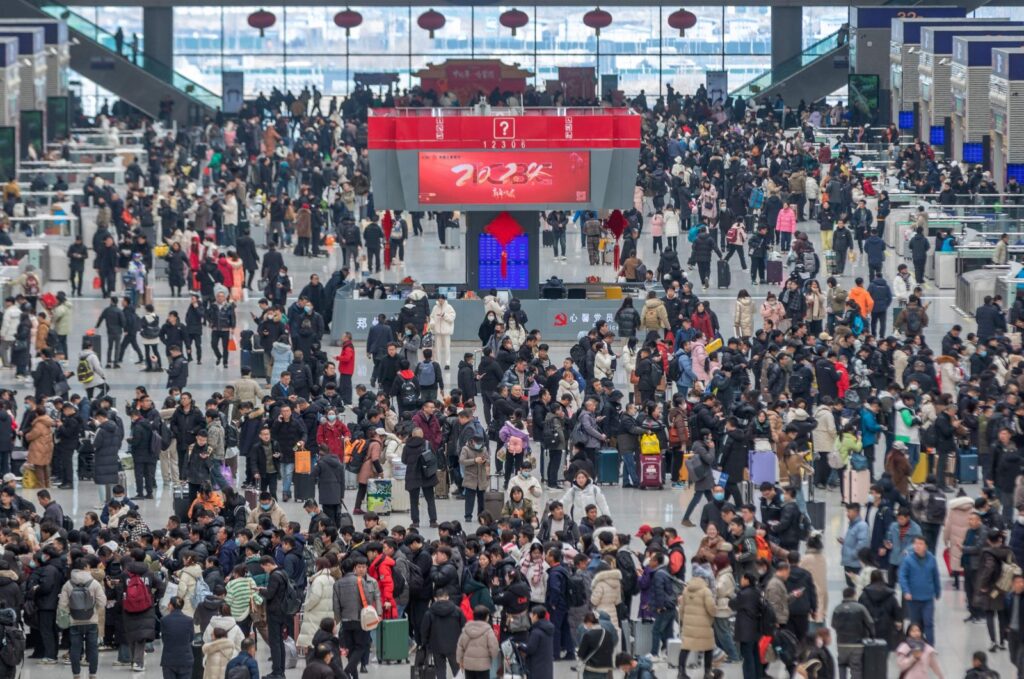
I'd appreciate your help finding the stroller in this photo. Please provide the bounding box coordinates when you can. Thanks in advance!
[501,638,527,679]
[786,249,820,292]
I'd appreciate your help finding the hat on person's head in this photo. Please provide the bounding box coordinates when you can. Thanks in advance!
[1,474,14,484]
[818,332,832,342]
[635,524,653,537]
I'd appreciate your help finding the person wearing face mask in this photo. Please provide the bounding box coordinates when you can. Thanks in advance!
[247,490,287,533]
[699,485,731,536]
[292,300,325,363]
[507,458,543,504]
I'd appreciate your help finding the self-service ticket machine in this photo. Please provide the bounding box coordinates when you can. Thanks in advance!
[0,26,47,158]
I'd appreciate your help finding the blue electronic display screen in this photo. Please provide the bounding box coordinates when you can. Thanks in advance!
[930,125,945,146]
[478,233,529,290]
[962,143,983,164]
[898,111,915,130]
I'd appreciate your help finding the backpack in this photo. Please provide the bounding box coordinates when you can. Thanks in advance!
[666,573,685,600]
[798,512,812,540]
[418,443,439,478]
[392,566,407,599]
[68,582,96,621]
[850,453,869,471]
[668,352,683,383]
[416,361,436,387]
[755,535,772,562]
[995,558,1022,594]
[406,559,426,593]
[919,424,937,448]
[399,379,420,406]
[190,573,212,609]
[569,343,587,368]
[122,573,153,614]
[726,225,740,244]
[643,305,661,330]
[62,515,74,533]
[757,593,778,637]
[667,543,686,578]
[76,357,95,384]
[749,186,765,210]
[303,543,318,578]
[227,665,251,679]
[924,490,947,524]
[566,571,587,608]
[788,369,809,395]
[224,422,239,449]
[0,611,25,671]
[688,225,700,243]
[801,251,815,271]
[640,432,661,456]
[281,575,302,616]
[905,307,923,334]
[346,442,370,474]
[851,315,865,335]
[159,420,173,450]
[543,418,561,449]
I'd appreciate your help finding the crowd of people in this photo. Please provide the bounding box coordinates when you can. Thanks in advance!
[1,77,1023,679]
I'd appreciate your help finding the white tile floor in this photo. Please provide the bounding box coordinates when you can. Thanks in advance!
[11,216,994,679]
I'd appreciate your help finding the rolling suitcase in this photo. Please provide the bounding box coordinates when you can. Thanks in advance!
[243,485,259,509]
[293,472,316,502]
[597,448,619,485]
[484,475,504,517]
[250,350,267,379]
[717,259,731,288]
[173,483,191,520]
[376,616,410,663]
[959,449,979,484]
[843,468,870,505]
[82,333,101,358]
[639,456,663,489]
[862,639,889,679]
[825,250,838,275]
[667,638,682,668]
[748,450,778,485]
[433,468,450,500]
[806,478,825,531]
[766,259,784,285]
[367,478,393,514]
[628,620,655,656]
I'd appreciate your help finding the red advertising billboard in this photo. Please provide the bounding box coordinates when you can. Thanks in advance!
[418,151,590,205]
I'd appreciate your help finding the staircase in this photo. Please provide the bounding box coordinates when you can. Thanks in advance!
[731,30,849,105]
[9,0,219,123]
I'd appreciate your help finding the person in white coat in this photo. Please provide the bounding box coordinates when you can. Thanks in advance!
[297,563,336,647]
[428,297,457,370]
[560,470,610,522]
[663,206,682,252]
[804,174,821,220]
[0,300,21,368]
[223,193,239,246]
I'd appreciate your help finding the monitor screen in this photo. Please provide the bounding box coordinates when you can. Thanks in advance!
[419,150,590,206]
[478,232,530,290]
[19,110,43,159]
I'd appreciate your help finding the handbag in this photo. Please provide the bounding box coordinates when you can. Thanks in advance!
[357,578,380,631]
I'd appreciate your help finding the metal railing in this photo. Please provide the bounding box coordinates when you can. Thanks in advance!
[29,0,221,110]
[731,30,845,99]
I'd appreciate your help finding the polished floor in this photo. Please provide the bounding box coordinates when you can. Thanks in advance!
[10,210,995,679]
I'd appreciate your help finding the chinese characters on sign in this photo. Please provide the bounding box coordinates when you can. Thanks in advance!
[418,150,591,205]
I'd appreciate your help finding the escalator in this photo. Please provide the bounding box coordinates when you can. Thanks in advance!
[8,0,219,123]
[731,30,849,105]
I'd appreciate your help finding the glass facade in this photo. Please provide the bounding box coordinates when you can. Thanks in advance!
[70,5,847,102]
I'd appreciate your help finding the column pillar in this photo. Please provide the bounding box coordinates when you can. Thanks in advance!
[770,7,803,81]
[143,7,173,68]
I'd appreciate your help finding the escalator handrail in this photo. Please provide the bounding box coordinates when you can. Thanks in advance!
[730,29,845,98]
[31,0,220,109]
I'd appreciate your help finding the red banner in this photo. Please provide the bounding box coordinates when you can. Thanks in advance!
[418,151,590,205]
[369,112,640,150]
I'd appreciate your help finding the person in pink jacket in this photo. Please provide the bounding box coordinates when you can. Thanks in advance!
[649,211,665,254]
[895,623,945,679]
[690,337,712,384]
[775,201,797,252]
[760,292,787,330]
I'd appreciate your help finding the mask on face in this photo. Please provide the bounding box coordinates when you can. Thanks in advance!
[113,495,124,503]
[520,472,530,479]
[713,492,725,501]
[259,503,272,511]
[326,413,337,422]
[305,306,313,314]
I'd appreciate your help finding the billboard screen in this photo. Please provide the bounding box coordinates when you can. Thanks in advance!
[418,150,590,205]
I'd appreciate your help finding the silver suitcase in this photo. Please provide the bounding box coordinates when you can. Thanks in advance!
[667,638,682,667]
[628,620,655,657]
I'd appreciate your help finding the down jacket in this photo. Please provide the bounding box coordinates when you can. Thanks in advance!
[298,570,335,646]
[456,619,501,672]
[589,568,622,620]
[943,495,976,573]
[677,577,716,651]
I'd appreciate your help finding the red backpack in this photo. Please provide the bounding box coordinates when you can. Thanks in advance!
[123,573,153,613]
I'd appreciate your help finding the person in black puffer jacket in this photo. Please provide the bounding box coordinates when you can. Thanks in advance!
[689,229,723,289]
[614,299,641,339]
[0,566,22,617]
[421,590,467,677]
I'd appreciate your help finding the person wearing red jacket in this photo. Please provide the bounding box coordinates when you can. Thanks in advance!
[216,253,233,287]
[367,543,398,619]
[335,331,356,405]
[316,409,350,461]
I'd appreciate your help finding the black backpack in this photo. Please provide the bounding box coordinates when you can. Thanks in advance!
[569,343,587,368]
[925,490,947,524]
[418,444,439,478]
[224,422,240,448]
[668,351,683,383]
[227,665,250,679]
[566,571,587,608]
[0,611,24,671]
[399,379,420,407]
[758,593,778,636]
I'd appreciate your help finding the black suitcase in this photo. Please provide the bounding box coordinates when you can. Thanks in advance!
[717,259,731,288]
[807,501,825,531]
[82,334,101,358]
[542,230,554,247]
[766,259,784,284]
[863,639,889,679]
[173,483,191,520]
[250,349,267,379]
[293,472,316,502]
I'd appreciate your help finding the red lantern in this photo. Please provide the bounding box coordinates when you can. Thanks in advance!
[667,9,697,37]
[583,7,612,36]
[499,8,529,36]
[333,8,363,36]
[417,9,446,39]
[247,9,276,38]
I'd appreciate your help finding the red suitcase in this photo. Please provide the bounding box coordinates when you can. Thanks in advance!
[640,456,663,489]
